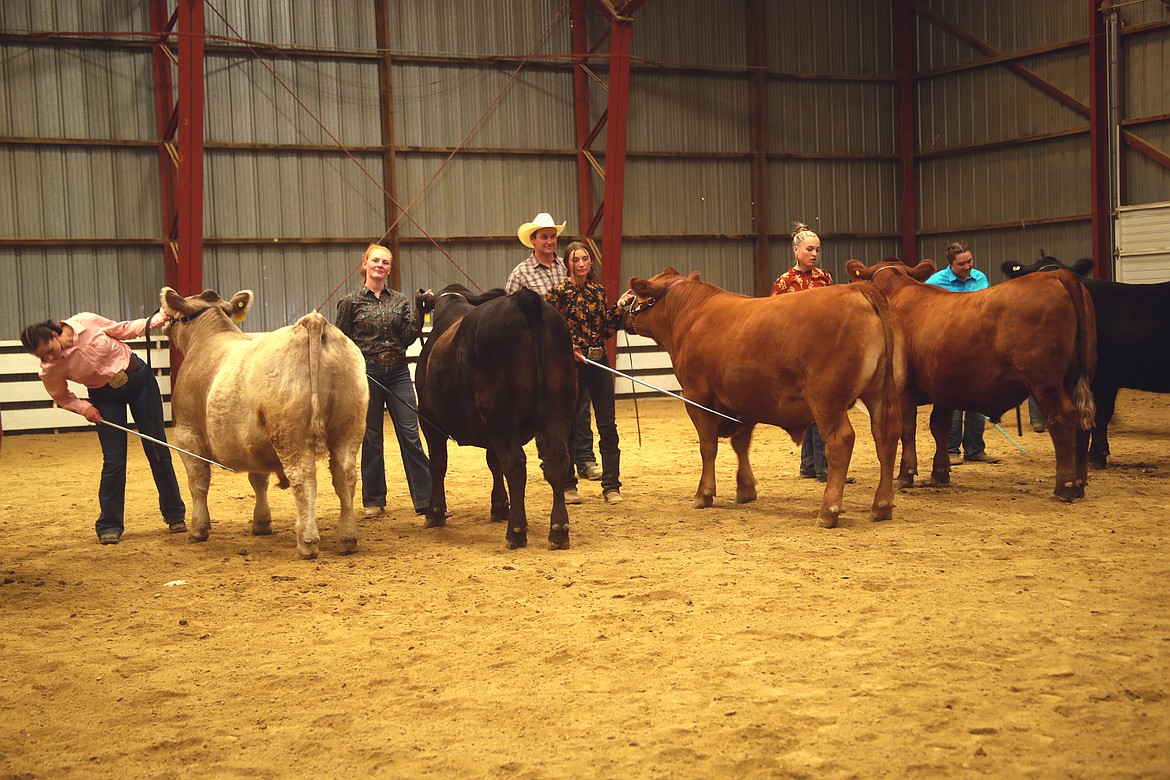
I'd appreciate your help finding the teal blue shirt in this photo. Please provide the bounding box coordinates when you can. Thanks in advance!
[925,266,989,292]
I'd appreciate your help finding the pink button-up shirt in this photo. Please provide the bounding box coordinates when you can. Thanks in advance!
[38,312,163,414]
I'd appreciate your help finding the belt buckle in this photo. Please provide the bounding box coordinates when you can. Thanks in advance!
[109,370,129,389]
[587,347,605,361]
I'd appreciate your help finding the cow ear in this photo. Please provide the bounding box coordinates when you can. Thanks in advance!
[1070,258,1094,277]
[630,277,649,297]
[688,271,701,281]
[662,266,679,277]
[908,260,936,280]
[844,259,867,279]
[160,286,193,317]
[199,289,222,303]
[1000,260,1023,277]
[229,291,253,322]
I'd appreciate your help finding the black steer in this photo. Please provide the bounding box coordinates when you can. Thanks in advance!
[413,285,577,549]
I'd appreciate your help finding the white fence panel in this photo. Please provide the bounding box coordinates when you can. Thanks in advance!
[1,332,676,435]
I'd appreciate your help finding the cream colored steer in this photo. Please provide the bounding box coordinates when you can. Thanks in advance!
[161,288,368,559]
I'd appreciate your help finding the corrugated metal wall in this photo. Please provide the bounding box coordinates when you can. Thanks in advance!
[2,0,1167,339]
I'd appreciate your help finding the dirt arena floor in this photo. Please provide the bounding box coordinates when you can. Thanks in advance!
[1,390,1168,778]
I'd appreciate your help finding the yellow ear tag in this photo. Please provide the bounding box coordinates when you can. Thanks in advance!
[232,301,247,323]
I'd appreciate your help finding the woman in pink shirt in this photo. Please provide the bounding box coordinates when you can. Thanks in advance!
[21,312,186,545]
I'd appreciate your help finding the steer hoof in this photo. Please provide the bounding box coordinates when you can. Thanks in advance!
[1089,459,1107,470]
[506,527,528,549]
[190,526,210,542]
[735,486,758,504]
[816,512,840,529]
[895,475,914,489]
[424,510,448,529]
[548,539,570,550]
[692,494,713,509]
[251,521,272,536]
[338,537,358,555]
[297,541,320,560]
[871,501,894,522]
[1054,482,1078,503]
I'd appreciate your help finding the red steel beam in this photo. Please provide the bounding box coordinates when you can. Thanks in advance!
[599,10,632,311]
[149,0,180,293]
[1089,0,1112,279]
[570,0,598,252]
[746,0,771,297]
[896,0,918,264]
[175,0,205,297]
[374,0,402,290]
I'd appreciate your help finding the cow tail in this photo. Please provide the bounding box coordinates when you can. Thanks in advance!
[302,311,328,451]
[1059,271,1097,431]
[515,290,546,422]
[855,283,902,442]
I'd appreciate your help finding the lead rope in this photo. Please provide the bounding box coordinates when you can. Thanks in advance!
[144,306,162,370]
[622,328,643,447]
[366,372,454,443]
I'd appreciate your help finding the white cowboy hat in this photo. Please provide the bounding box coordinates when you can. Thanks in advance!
[517,212,567,248]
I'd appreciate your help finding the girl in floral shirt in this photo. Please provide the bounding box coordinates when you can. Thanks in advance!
[545,242,636,505]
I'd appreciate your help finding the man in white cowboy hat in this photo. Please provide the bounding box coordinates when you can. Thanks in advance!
[505,212,569,295]
[505,211,603,488]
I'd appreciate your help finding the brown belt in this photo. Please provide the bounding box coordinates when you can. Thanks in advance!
[370,352,402,366]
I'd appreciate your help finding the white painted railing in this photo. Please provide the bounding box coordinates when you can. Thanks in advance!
[0,332,677,435]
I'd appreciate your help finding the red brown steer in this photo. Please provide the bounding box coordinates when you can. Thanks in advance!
[844,258,1096,501]
[624,267,905,529]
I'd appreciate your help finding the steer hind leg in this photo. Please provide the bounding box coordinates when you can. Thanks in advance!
[329,441,360,554]
[895,398,920,488]
[283,458,320,560]
[815,411,855,529]
[863,389,899,522]
[1088,385,1117,470]
[926,405,954,485]
[423,437,450,528]
[494,443,530,549]
[486,447,509,522]
[249,472,272,536]
[731,425,758,503]
[1037,393,1082,502]
[538,429,572,551]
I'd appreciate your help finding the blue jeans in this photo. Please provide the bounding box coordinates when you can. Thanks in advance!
[1027,396,1046,428]
[564,358,621,493]
[948,410,987,458]
[87,354,186,538]
[800,423,827,478]
[572,388,598,469]
[363,362,432,513]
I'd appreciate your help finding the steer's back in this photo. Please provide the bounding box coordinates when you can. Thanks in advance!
[671,286,891,421]
[178,316,367,471]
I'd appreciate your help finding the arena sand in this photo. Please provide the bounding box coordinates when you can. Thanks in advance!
[1,391,1167,778]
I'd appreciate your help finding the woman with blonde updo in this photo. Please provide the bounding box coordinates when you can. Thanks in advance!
[770,223,850,483]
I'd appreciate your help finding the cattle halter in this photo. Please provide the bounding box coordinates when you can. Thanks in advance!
[164,306,215,326]
[579,356,744,425]
[624,277,685,335]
